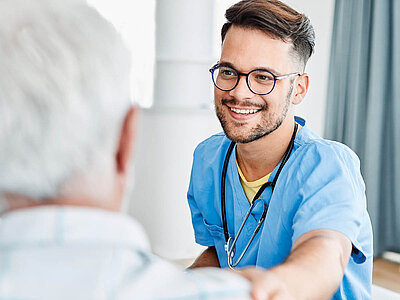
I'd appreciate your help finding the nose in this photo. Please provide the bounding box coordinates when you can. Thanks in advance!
[229,75,254,100]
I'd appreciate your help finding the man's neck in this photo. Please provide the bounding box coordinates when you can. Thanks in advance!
[236,117,296,182]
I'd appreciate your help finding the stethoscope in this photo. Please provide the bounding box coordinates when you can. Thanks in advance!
[221,123,298,269]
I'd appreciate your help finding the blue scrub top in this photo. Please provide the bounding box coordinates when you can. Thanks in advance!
[187,117,373,299]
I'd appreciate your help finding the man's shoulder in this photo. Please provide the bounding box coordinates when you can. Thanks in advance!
[119,258,251,299]
[193,132,231,162]
[291,128,361,180]
[195,132,229,150]
[295,126,360,164]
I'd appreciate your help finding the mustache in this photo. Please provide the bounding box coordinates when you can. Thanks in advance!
[221,98,266,109]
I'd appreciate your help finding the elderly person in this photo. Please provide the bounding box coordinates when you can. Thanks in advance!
[0,0,250,299]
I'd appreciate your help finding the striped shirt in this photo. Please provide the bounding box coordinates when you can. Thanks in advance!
[0,206,250,300]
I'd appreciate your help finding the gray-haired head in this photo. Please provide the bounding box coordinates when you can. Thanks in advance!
[0,0,132,205]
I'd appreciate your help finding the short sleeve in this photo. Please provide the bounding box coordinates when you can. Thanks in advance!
[187,150,214,247]
[291,143,370,263]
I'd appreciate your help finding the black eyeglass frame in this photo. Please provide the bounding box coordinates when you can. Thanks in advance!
[209,64,301,95]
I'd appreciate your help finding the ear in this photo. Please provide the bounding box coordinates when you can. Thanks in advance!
[116,107,138,174]
[292,73,309,105]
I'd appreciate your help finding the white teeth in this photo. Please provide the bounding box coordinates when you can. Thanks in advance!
[230,107,259,114]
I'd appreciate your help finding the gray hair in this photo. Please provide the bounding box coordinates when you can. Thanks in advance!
[0,0,132,201]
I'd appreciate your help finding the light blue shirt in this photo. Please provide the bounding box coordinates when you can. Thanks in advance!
[0,206,250,300]
[188,117,373,299]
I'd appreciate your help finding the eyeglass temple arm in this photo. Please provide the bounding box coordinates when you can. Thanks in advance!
[275,73,301,80]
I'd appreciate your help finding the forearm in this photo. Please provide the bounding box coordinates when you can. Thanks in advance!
[270,232,350,299]
[188,246,221,269]
[237,230,351,300]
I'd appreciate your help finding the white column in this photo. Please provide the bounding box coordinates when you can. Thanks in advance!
[87,0,156,107]
[284,0,335,136]
[128,0,233,260]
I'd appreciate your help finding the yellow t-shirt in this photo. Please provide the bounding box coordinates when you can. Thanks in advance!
[237,124,302,203]
[237,161,270,203]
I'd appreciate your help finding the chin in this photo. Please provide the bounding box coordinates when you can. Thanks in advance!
[216,105,280,143]
[223,125,266,144]
[223,116,286,143]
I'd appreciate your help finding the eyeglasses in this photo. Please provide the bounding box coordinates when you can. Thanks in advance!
[209,64,300,95]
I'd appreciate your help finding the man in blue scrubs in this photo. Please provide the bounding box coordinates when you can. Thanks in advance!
[187,0,373,299]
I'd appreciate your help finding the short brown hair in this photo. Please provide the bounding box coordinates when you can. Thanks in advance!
[221,0,315,69]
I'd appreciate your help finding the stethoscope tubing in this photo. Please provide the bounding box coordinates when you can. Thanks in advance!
[221,123,298,267]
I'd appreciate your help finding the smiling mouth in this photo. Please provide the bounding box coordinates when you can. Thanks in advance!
[228,107,261,114]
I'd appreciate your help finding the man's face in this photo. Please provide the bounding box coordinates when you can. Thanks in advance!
[214,25,298,143]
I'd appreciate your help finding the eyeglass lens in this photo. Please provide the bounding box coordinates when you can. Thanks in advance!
[212,66,275,95]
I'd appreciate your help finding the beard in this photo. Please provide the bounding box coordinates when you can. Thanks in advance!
[215,84,293,144]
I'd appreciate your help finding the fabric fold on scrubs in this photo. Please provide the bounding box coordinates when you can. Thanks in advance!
[187,133,231,248]
[290,141,372,263]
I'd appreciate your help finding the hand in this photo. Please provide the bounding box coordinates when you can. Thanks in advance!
[235,267,296,300]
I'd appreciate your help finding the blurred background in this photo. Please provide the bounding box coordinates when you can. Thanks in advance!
[88,0,399,292]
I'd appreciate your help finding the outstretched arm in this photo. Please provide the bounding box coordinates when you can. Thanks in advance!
[237,229,352,300]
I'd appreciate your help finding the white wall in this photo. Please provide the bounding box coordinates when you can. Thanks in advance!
[128,0,335,260]
[87,0,156,108]
[284,0,335,136]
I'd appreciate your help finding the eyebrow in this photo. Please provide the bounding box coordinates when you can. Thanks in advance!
[218,61,282,76]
